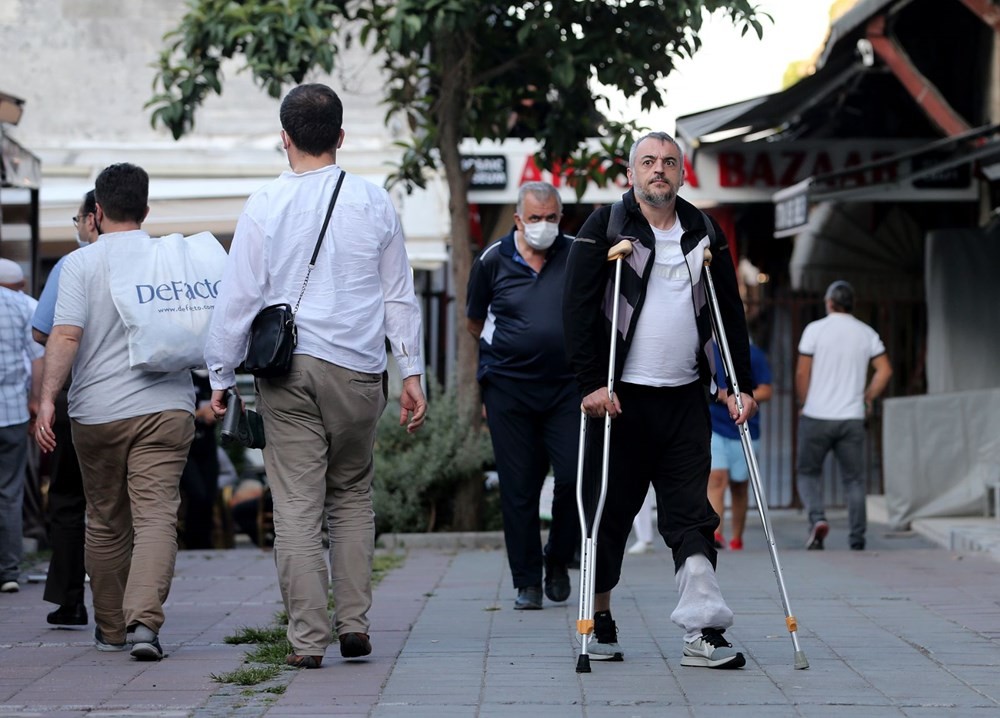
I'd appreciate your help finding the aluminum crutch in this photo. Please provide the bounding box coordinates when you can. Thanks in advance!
[575,238,633,674]
[702,247,809,670]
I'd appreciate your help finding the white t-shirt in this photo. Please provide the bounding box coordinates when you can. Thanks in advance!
[55,232,195,424]
[621,221,699,387]
[798,312,886,420]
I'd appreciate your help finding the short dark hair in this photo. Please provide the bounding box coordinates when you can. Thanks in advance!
[81,189,96,215]
[95,163,149,224]
[279,84,343,157]
[825,280,855,312]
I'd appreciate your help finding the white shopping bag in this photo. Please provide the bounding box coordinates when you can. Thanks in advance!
[106,231,228,372]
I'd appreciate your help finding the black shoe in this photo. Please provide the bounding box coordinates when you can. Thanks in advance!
[590,610,624,661]
[850,541,865,551]
[806,520,829,550]
[544,559,570,603]
[514,586,543,610]
[47,603,88,626]
[339,632,372,658]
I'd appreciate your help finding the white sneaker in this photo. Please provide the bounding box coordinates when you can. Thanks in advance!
[627,540,653,555]
[680,628,745,669]
[0,580,18,593]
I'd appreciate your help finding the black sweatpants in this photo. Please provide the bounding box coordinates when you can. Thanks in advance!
[482,375,580,590]
[589,380,719,594]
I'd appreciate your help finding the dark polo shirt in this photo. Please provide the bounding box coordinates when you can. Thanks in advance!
[466,230,574,384]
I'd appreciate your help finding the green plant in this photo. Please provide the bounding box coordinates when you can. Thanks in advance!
[373,381,493,534]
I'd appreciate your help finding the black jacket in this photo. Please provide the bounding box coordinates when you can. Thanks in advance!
[562,188,752,399]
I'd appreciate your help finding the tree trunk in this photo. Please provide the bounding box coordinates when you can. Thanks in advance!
[436,36,484,531]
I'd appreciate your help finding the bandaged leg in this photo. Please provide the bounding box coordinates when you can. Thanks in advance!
[670,553,734,642]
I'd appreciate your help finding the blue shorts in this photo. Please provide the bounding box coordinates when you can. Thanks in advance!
[710,432,758,483]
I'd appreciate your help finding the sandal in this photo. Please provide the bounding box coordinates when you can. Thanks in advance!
[285,653,323,669]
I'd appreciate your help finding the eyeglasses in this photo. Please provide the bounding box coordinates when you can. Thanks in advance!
[72,212,93,226]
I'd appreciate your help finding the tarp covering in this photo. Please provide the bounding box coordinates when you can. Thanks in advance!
[789,201,924,299]
[925,226,1000,394]
[883,388,1000,529]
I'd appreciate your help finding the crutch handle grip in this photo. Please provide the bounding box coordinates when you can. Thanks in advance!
[607,239,633,261]
[703,247,713,266]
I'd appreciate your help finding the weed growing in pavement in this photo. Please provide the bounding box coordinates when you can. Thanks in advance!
[210,665,281,686]
[215,552,406,688]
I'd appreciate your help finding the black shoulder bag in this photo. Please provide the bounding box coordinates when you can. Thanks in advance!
[243,171,346,378]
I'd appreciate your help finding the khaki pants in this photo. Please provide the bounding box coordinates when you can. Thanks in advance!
[257,355,386,658]
[73,411,194,643]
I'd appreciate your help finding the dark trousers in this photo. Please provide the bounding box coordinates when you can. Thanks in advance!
[179,428,220,550]
[590,381,718,594]
[482,375,580,589]
[43,393,87,608]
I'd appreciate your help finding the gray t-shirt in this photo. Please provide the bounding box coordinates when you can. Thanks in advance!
[54,230,194,424]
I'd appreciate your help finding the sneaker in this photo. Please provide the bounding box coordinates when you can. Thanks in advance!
[47,603,88,626]
[807,520,829,550]
[850,541,865,551]
[713,532,726,549]
[128,623,163,661]
[94,626,127,652]
[627,540,653,555]
[544,559,571,603]
[339,632,372,658]
[728,537,744,551]
[0,580,19,593]
[680,628,745,669]
[589,610,624,661]
[514,585,543,610]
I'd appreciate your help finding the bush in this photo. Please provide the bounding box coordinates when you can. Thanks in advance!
[373,382,494,534]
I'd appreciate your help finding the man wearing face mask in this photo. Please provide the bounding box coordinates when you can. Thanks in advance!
[466,181,579,610]
[30,190,99,627]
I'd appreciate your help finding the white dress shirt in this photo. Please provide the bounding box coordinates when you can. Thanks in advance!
[204,164,423,389]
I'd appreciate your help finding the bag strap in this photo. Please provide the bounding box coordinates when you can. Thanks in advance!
[293,170,346,315]
[607,200,626,243]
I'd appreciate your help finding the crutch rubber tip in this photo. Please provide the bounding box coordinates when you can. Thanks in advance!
[576,654,592,673]
[794,651,810,670]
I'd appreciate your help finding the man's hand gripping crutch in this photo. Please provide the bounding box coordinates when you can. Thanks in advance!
[574,238,632,674]
[703,248,810,670]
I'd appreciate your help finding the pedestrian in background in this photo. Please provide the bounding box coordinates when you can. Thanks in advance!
[795,280,892,551]
[34,164,196,661]
[564,131,756,669]
[0,259,44,594]
[627,488,655,555]
[205,83,426,669]
[708,339,772,551]
[29,190,98,626]
[467,181,579,610]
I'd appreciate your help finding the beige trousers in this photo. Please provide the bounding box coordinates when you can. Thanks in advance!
[257,355,387,657]
[72,410,194,643]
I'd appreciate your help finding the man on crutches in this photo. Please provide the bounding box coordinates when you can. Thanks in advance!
[564,131,756,670]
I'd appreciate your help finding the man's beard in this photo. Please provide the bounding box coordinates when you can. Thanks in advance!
[635,180,675,207]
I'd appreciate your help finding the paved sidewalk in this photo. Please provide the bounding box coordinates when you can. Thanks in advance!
[2,508,1000,717]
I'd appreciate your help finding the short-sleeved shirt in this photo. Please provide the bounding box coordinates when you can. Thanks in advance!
[54,232,194,424]
[798,312,886,421]
[710,342,772,440]
[0,288,44,428]
[32,253,70,336]
[466,230,574,384]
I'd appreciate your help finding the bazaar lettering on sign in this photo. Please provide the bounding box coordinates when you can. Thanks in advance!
[718,149,899,189]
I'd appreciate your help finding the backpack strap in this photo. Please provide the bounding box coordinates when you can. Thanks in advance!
[607,201,626,244]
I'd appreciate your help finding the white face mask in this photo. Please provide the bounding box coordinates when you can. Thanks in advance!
[74,230,88,249]
[522,221,559,250]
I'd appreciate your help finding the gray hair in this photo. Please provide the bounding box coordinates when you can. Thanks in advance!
[825,280,855,312]
[516,181,562,215]
[628,131,684,170]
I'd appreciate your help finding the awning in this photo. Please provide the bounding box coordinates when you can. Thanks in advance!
[818,0,907,67]
[675,53,867,150]
[774,123,997,236]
